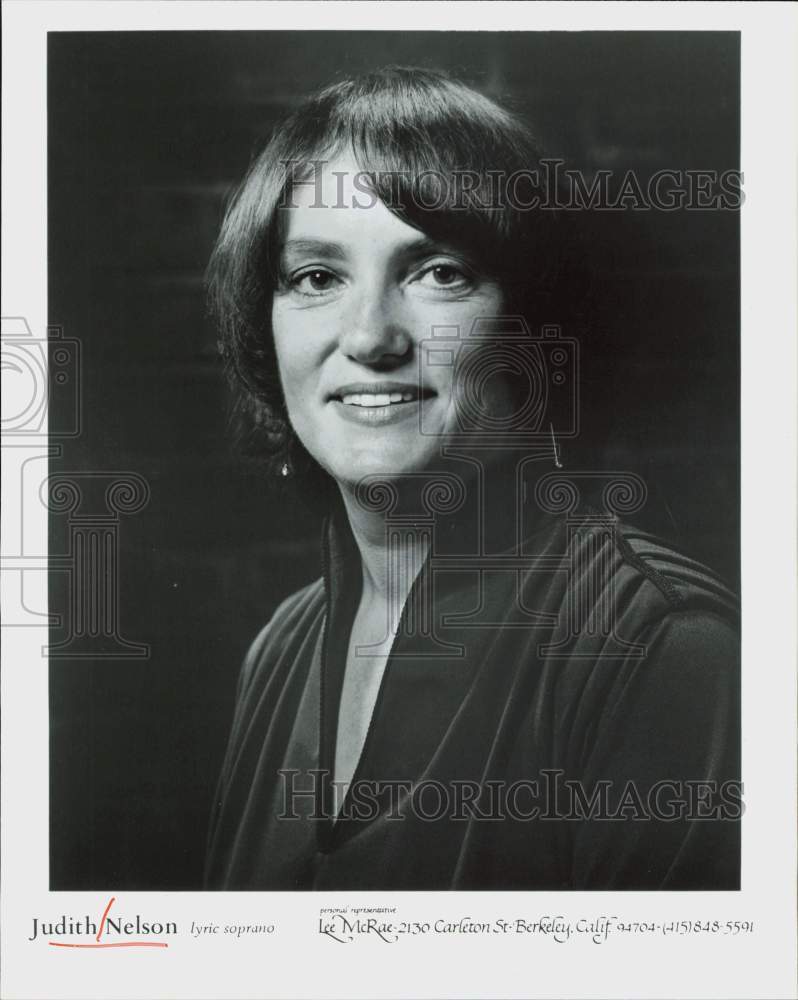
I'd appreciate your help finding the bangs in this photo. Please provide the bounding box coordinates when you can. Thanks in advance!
[271,68,556,293]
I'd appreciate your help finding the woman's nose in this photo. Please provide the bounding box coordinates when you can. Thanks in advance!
[338,286,412,366]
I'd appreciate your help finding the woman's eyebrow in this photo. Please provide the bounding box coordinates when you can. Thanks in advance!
[280,238,347,261]
[397,235,475,264]
[400,236,446,259]
[279,234,471,265]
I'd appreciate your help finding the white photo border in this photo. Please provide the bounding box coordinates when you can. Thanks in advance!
[2,3,796,999]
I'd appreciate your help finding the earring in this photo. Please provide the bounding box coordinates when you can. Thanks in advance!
[280,461,292,478]
[549,423,563,469]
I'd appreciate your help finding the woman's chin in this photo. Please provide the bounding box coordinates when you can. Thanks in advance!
[327,446,446,488]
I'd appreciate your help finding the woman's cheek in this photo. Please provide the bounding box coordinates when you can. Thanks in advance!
[273,317,319,397]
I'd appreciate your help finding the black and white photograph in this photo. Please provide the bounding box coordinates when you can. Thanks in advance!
[47,28,741,893]
[2,4,796,1000]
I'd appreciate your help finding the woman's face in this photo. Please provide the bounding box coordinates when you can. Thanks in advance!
[271,156,507,488]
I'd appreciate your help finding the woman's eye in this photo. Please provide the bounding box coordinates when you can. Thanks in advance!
[416,262,473,291]
[289,268,341,296]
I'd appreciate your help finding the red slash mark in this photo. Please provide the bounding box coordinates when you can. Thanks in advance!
[96,895,115,941]
[48,896,170,949]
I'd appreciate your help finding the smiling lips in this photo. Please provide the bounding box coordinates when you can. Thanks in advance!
[341,391,415,407]
[331,383,432,409]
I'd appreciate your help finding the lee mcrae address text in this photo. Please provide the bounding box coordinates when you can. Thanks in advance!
[318,912,755,945]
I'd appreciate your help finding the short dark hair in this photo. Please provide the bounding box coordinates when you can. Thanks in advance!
[207,66,571,480]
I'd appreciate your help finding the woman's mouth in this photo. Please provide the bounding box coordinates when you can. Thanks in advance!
[329,384,434,426]
[340,391,415,407]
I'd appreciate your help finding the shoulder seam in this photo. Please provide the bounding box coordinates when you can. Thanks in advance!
[580,505,686,609]
[613,525,685,610]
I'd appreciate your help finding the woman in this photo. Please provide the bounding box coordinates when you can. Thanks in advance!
[204,68,740,890]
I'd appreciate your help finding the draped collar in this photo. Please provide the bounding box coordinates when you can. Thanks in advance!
[314,450,560,848]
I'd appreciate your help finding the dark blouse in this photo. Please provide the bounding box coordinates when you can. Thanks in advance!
[205,490,740,891]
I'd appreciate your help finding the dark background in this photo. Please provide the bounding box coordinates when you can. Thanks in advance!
[48,31,740,889]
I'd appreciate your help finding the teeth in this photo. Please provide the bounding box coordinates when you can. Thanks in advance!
[340,391,417,406]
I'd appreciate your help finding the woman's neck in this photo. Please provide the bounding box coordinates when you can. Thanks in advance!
[338,483,430,604]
